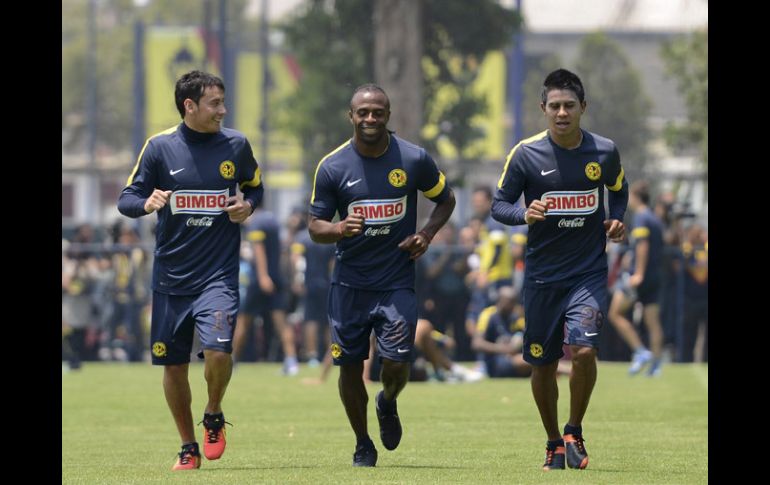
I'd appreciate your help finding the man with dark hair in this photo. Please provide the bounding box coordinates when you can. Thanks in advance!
[491,68,628,471]
[118,70,263,470]
[308,83,455,467]
[608,180,666,376]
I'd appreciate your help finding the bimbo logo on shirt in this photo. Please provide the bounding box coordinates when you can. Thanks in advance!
[348,195,407,225]
[542,188,599,216]
[171,189,229,215]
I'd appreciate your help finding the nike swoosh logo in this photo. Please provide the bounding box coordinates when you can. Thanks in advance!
[541,169,557,176]
[346,179,362,187]
[584,332,598,337]
[396,348,410,354]
[170,168,186,175]
[216,337,231,342]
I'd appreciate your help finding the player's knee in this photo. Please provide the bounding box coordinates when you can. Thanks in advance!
[569,346,596,365]
[382,359,409,376]
[202,349,231,365]
[164,363,189,379]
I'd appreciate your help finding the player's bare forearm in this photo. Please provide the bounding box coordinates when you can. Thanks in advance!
[308,214,365,244]
[253,241,275,293]
[633,239,649,283]
[399,190,456,260]
[418,189,456,241]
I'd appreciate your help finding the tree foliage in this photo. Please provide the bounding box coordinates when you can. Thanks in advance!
[62,0,249,154]
[62,0,136,152]
[280,0,520,179]
[420,0,520,180]
[521,52,563,138]
[278,0,376,173]
[576,32,652,177]
[660,29,708,169]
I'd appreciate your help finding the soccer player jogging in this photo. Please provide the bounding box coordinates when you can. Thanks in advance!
[308,84,455,467]
[491,69,628,471]
[117,71,263,470]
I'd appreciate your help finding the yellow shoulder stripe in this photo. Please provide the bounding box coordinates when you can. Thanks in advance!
[125,126,178,186]
[423,172,446,199]
[631,226,650,239]
[497,131,548,188]
[311,141,349,204]
[247,230,267,242]
[511,233,528,245]
[240,166,262,189]
[476,305,497,333]
[606,167,625,192]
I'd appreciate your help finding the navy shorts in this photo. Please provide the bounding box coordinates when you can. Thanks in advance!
[150,280,238,365]
[614,271,661,306]
[304,289,328,323]
[636,278,661,305]
[522,271,607,366]
[327,284,417,365]
[241,279,286,314]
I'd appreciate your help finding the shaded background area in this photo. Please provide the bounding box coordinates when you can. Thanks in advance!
[62,0,707,368]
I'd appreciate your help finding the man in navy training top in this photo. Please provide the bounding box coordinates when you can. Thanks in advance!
[607,180,666,376]
[117,70,263,471]
[491,69,628,471]
[234,203,299,375]
[308,84,455,467]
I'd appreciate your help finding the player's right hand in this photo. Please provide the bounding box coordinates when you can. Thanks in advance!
[144,189,173,214]
[259,274,275,294]
[337,213,365,238]
[524,199,547,224]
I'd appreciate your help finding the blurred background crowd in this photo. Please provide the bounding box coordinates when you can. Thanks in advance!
[62,0,707,375]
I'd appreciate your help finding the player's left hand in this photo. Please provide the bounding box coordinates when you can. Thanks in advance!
[398,231,431,260]
[603,219,625,242]
[224,195,253,223]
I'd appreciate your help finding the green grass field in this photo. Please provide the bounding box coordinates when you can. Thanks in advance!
[62,362,707,484]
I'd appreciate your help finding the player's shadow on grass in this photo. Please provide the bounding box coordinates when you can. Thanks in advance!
[196,464,467,471]
[194,465,320,471]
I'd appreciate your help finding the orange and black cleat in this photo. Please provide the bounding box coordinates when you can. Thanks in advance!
[542,444,565,471]
[564,434,589,469]
[172,442,201,471]
[200,413,232,460]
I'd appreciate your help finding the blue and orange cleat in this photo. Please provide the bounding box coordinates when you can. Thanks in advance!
[564,434,589,469]
[200,413,231,460]
[172,442,201,471]
[542,444,565,471]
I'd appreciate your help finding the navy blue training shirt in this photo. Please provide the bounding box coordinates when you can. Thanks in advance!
[293,231,336,292]
[629,207,665,283]
[244,210,283,283]
[492,129,628,287]
[118,123,263,295]
[310,135,449,290]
